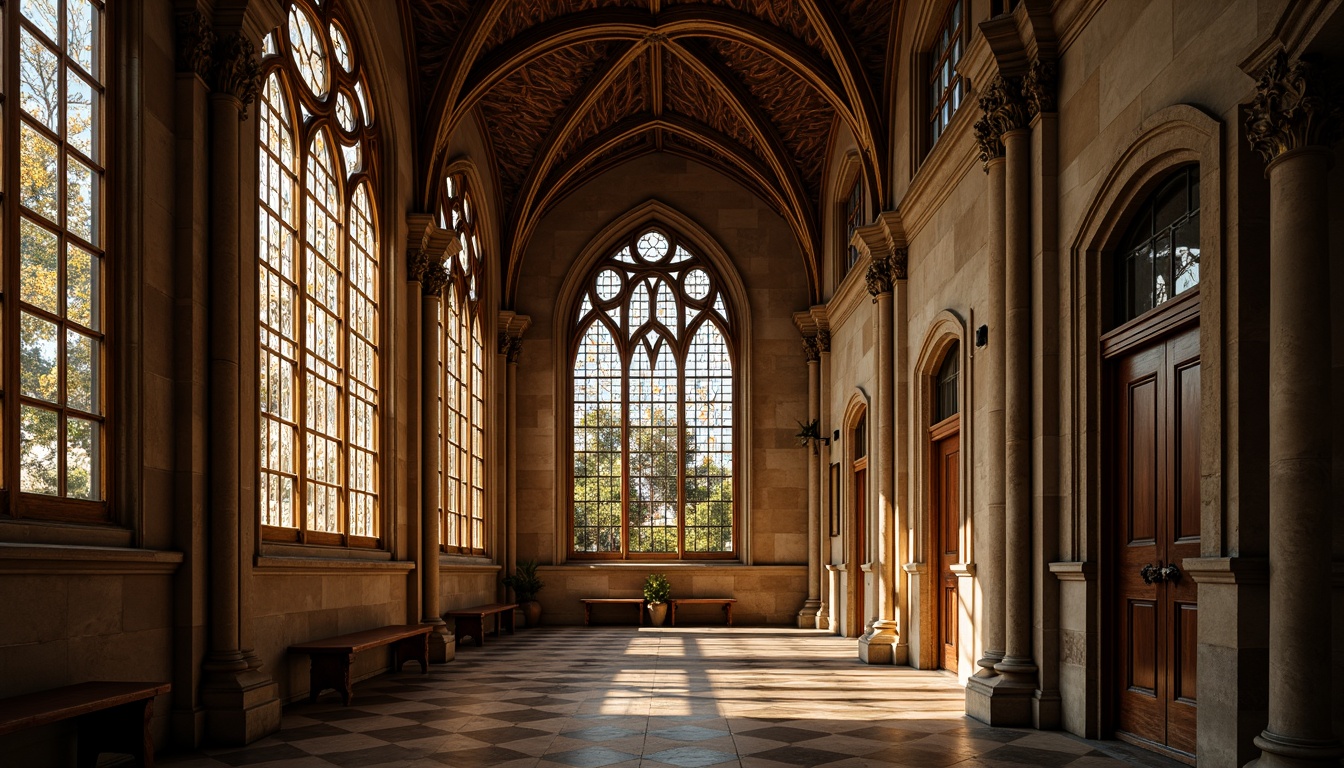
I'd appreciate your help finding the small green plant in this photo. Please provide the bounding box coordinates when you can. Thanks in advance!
[643,573,671,604]
[503,560,544,602]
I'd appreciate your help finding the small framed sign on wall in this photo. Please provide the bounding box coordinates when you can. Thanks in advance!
[829,463,841,536]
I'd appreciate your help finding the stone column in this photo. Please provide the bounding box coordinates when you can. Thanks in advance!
[860,256,899,663]
[199,27,280,745]
[498,317,528,589]
[1243,50,1343,768]
[800,334,822,628]
[816,328,833,629]
[410,228,455,663]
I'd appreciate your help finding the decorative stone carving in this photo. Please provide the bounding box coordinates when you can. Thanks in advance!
[410,250,450,296]
[802,335,820,363]
[1246,49,1343,163]
[974,75,1029,170]
[176,11,215,79]
[212,32,261,118]
[865,256,896,301]
[891,248,908,281]
[816,329,831,354]
[505,336,524,364]
[1024,58,1057,117]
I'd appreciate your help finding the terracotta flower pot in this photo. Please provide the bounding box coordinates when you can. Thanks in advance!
[521,600,542,627]
[647,602,668,627]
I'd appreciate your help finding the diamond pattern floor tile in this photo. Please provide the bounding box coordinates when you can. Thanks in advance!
[162,627,1182,768]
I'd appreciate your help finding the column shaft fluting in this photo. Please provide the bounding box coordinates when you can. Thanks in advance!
[997,128,1036,680]
[978,155,1007,675]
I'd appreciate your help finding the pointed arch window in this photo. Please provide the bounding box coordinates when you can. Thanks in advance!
[4,0,110,520]
[569,228,737,559]
[257,0,381,546]
[438,173,488,554]
[935,342,960,423]
[1115,165,1200,325]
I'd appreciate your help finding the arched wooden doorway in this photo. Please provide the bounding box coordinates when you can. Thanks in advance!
[849,409,868,638]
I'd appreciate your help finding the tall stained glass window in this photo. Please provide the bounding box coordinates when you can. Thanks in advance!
[570,227,737,559]
[5,0,109,521]
[258,0,381,546]
[438,173,488,554]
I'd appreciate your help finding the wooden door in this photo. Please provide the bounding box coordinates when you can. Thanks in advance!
[931,423,960,670]
[853,461,867,635]
[1111,325,1199,757]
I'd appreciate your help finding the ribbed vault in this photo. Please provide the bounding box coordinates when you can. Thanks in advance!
[402,0,899,303]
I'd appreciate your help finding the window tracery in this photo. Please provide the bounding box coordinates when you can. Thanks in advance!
[569,228,737,559]
[257,0,381,546]
[1116,166,1200,325]
[438,173,488,554]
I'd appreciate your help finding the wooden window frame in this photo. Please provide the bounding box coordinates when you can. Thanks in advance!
[438,173,488,556]
[843,174,864,277]
[2,0,114,525]
[922,0,968,155]
[257,0,383,549]
[566,226,739,561]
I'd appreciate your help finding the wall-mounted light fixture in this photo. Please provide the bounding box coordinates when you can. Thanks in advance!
[832,430,840,443]
[975,324,989,348]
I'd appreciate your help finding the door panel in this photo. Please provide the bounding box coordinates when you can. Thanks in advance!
[934,432,960,671]
[1111,325,1199,757]
[853,465,866,637]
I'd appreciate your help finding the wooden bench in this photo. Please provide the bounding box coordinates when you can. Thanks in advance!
[0,681,170,767]
[670,598,736,626]
[580,597,645,626]
[289,624,431,705]
[443,603,517,647]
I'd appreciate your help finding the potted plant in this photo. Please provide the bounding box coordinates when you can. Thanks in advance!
[644,573,672,627]
[503,560,544,627]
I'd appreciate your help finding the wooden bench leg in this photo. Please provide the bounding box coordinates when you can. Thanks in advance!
[725,603,733,626]
[670,602,677,627]
[311,653,355,705]
[638,602,644,627]
[584,603,592,626]
[77,697,155,768]
[458,615,484,646]
[502,609,515,635]
[393,633,429,673]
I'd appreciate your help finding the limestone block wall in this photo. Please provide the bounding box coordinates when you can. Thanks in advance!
[536,565,808,626]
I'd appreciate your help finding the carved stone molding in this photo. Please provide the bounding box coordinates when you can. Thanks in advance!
[1024,58,1057,117]
[211,32,261,117]
[865,256,896,300]
[409,250,450,296]
[176,11,215,79]
[816,329,831,354]
[1246,49,1343,164]
[802,335,820,363]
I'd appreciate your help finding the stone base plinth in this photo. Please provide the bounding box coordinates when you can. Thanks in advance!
[797,599,821,628]
[202,668,281,746]
[965,675,1034,727]
[858,623,897,664]
[429,627,455,664]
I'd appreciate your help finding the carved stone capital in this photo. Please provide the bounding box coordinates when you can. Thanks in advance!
[802,335,820,363]
[499,334,524,364]
[410,249,449,296]
[1025,58,1058,117]
[176,11,215,79]
[891,248,908,281]
[212,32,261,118]
[1246,50,1343,164]
[865,256,895,300]
[975,74,1030,165]
[816,329,831,354]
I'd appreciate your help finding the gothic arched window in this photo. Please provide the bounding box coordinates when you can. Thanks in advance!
[1115,166,1200,325]
[8,0,109,519]
[936,342,960,422]
[439,173,487,554]
[569,228,737,559]
[257,0,381,546]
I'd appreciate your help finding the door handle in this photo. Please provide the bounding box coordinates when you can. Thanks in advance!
[1140,564,1162,584]
[1160,562,1181,583]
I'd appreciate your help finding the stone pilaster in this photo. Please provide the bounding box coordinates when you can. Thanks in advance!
[815,326,832,630]
[800,333,822,628]
[498,311,530,603]
[859,255,899,663]
[967,70,1035,727]
[197,25,280,746]
[409,217,459,663]
[1242,49,1343,768]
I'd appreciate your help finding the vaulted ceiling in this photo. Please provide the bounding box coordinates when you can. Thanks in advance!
[402,0,900,302]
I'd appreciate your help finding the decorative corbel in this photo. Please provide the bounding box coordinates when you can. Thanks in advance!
[1246,49,1342,164]
[175,11,215,79]
[816,329,831,354]
[865,256,897,302]
[211,32,260,118]
[1024,57,1058,118]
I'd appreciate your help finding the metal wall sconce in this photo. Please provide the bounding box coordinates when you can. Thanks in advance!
[975,324,989,347]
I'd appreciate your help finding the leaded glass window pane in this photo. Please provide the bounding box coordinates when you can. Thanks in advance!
[1116,166,1201,325]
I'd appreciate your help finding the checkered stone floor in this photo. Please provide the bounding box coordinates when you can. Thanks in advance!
[163,627,1185,767]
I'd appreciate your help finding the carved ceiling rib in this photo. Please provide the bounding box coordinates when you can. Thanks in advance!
[421,0,510,206]
[506,41,649,243]
[796,0,886,206]
[435,6,862,158]
[666,42,810,236]
[503,113,817,303]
